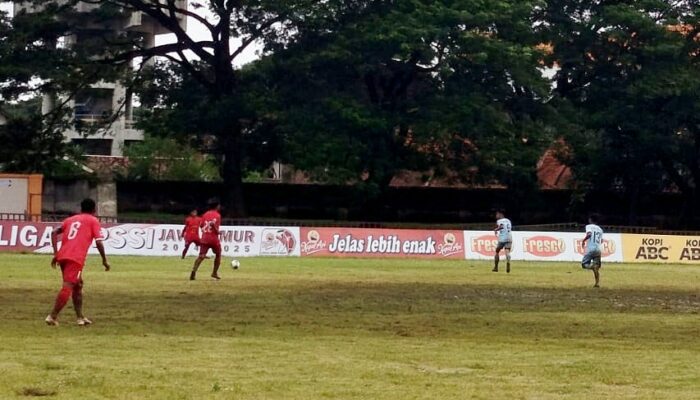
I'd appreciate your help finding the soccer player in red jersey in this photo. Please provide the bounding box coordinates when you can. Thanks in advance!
[181,208,201,259]
[46,199,110,326]
[190,199,222,280]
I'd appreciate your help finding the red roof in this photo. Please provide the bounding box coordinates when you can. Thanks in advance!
[537,147,571,189]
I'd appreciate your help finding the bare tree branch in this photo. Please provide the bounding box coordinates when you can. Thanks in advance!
[151,0,217,33]
[104,41,215,63]
[161,53,215,89]
[108,0,215,62]
[230,15,286,61]
[81,0,216,34]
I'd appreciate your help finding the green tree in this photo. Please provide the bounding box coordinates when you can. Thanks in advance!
[121,136,220,182]
[0,2,125,123]
[1,7,83,175]
[0,96,87,178]
[132,60,281,180]
[542,0,700,224]
[4,0,558,216]
[264,0,554,195]
[2,0,324,216]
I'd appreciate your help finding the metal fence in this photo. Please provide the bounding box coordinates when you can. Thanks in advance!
[0,213,119,224]
[1,213,699,235]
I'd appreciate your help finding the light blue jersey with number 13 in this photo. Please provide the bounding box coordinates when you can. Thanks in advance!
[585,224,603,252]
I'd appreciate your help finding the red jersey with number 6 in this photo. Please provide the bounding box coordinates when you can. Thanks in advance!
[56,213,104,266]
[199,210,221,245]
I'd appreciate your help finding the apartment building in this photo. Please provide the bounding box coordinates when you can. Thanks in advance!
[14,1,187,156]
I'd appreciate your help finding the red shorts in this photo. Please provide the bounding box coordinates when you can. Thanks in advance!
[184,236,200,246]
[59,260,84,284]
[199,240,222,257]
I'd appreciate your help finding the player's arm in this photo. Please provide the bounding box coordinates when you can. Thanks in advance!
[50,226,64,268]
[581,232,592,249]
[494,224,503,234]
[92,219,110,271]
[95,239,110,271]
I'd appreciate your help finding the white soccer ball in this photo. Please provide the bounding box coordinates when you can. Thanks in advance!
[231,259,240,270]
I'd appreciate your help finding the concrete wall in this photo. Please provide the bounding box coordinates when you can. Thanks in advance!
[43,180,117,217]
[97,182,117,217]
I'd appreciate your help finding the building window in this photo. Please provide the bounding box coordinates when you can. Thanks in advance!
[72,139,113,156]
[74,88,114,124]
[123,140,142,149]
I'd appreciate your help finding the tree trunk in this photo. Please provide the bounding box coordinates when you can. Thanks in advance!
[364,142,398,220]
[211,30,245,217]
[689,133,700,227]
[626,178,640,226]
[221,125,246,218]
[660,156,695,227]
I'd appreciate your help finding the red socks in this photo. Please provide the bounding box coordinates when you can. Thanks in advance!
[53,286,73,316]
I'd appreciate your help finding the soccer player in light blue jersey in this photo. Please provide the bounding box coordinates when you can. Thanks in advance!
[581,214,604,287]
[493,210,513,273]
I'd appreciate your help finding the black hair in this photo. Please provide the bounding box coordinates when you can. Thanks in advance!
[81,198,96,213]
[495,209,506,215]
[588,213,600,224]
[207,198,220,209]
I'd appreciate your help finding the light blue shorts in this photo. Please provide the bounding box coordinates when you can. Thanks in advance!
[581,249,602,269]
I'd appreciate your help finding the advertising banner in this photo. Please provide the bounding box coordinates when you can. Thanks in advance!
[622,234,700,264]
[3,220,698,264]
[0,221,300,258]
[464,231,623,262]
[0,221,59,252]
[300,227,465,259]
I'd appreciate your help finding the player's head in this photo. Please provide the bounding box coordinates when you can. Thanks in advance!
[189,208,198,216]
[495,209,505,219]
[207,198,221,211]
[588,213,600,224]
[80,198,97,215]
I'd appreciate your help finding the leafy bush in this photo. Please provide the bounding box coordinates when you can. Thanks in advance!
[121,136,220,182]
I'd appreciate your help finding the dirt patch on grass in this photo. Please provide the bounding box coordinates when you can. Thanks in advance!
[18,387,57,397]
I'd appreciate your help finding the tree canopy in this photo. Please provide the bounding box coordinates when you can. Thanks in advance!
[542,0,700,223]
[265,0,554,193]
[3,0,325,215]
[1,0,699,222]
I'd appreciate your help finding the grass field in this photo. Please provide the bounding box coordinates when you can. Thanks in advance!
[0,254,698,400]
